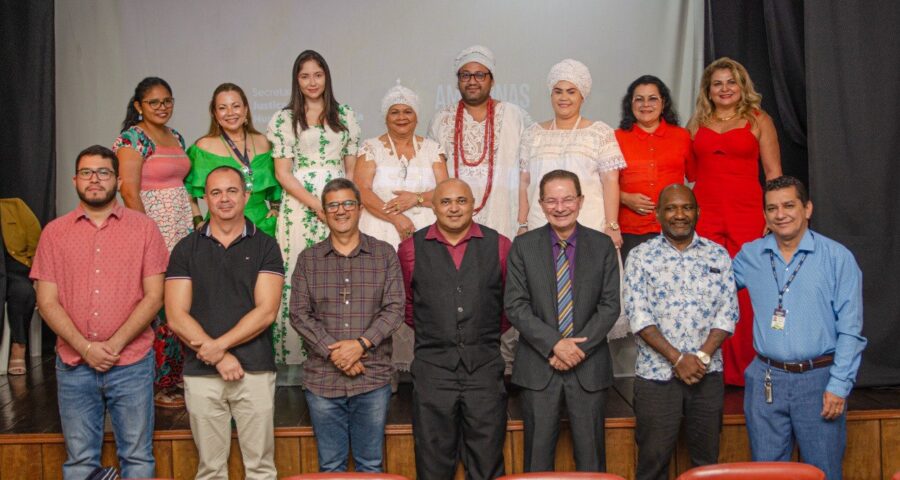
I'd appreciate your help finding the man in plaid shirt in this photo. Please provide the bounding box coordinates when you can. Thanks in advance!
[290,178,405,472]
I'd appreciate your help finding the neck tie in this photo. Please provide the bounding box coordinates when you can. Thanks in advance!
[556,239,574,338]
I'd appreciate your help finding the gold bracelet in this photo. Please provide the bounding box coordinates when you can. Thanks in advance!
[84,342,93,357]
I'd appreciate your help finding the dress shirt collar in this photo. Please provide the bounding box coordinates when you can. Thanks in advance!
[631,118,670,140]
[425,222,484,246]
[660,231,702,252]
[761,228,817,260]
[550,223,578,248]
[323,231,374,257]
[73,201,125,224]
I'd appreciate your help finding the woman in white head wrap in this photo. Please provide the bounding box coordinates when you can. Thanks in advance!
[354,82,449,377]
[517,59,627,248]
[355,81,449,248]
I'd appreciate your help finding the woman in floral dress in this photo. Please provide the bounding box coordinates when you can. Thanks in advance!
[267,50,361,364]
[113,76,199,407]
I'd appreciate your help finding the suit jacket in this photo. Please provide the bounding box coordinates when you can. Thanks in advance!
[505,223,620,391]
[0,198,42,268]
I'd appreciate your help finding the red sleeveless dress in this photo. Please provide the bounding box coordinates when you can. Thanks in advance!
[690,121,763,386]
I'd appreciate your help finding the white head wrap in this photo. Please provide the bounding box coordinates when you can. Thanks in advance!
[547,59,592,98]
[454,45,496,73]
[380,80,420,116]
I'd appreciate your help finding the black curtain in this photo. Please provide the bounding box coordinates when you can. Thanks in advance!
[805,0,900,388]
[0,0,55,224]
[704,0,808,185]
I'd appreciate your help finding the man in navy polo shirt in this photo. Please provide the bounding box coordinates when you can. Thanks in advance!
[165,165,284,480]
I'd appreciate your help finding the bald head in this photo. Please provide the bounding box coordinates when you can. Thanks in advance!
[433,178,474,201]
[657,183,696,207]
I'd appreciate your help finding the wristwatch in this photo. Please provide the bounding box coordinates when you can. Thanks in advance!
[416,193,425,206]
[607,221,620,231]
[695,350,711,366]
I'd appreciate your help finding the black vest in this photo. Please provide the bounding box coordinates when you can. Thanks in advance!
[411,225,503,372]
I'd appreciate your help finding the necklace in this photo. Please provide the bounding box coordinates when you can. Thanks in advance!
[715,112,738,122]
[453,98,496,215]
[386,133,419,181]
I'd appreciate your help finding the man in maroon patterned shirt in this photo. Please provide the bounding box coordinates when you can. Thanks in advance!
[290,178,404,472]
[31,145,167,479]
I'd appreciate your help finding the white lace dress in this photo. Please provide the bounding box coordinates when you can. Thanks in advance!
[357,137,444,248]
[429,102,531,240]
[519,120,632,339]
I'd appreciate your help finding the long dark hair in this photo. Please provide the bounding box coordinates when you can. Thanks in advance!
[120,77,173,132]
[618,75,680,131]
[285,50,347,136]
[204,83,262,138]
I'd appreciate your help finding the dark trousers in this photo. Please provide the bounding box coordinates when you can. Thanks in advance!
[3,257,35,345]
[634,373,724,480]
[621,233,657,263]
[411,356,507,480]
[520,371,607,472]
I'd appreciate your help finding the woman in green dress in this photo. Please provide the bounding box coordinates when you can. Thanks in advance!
[186,83,282,236]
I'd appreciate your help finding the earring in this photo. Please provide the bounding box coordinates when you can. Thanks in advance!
[138,111,143,121]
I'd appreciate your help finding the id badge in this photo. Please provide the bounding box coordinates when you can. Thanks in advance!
[771,307,786,330]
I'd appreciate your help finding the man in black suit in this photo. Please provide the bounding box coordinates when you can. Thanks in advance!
[505,169,620,472]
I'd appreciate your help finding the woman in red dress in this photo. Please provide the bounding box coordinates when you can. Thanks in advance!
[687,57,782,386]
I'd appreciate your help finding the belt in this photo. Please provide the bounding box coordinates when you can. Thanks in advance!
[757,354,833,373]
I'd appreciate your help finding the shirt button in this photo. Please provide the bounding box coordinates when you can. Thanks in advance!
[96,248,100,253]
[93,312,99,316]
[345,301,350,305]
[345,278,350,283]
[457,307,464,313]
[457,286,463,293]
[94,290,100,294]
[344,323,349,327]
[95,269,100,274]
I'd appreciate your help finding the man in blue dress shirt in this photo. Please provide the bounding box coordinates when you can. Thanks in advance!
[733,176,867,480]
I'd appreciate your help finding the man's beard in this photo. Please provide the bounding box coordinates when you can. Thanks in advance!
[77,184,118,208]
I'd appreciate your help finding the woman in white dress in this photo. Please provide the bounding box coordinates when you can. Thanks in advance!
[517,59,631,340]
[355,83,449,373]
[267,50,361,365]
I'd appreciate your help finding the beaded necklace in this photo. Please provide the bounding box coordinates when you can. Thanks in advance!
[453,98,495,214]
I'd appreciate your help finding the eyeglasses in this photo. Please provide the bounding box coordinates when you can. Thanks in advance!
[76,168,115,180]
[540,196,580,207]
[142,97,175,110]
[324,200,359,212]
[632,96,661,106]
[457,71,492,83]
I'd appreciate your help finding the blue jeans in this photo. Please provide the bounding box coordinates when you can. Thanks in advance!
[744,357,845,480]
[56,351,155,480]
[305,384,392,472]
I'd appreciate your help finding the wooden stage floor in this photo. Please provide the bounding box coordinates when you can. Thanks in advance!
[1,354,899,479]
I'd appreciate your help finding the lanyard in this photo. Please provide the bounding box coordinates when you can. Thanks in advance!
[221,131,252,172]
[769,251,808,309]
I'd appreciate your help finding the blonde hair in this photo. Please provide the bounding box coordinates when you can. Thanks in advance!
[688,57,763,130]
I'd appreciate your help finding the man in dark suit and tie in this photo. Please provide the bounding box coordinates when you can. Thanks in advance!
[505,169,621,472]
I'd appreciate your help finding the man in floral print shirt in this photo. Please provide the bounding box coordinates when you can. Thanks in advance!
[623,184,738,480]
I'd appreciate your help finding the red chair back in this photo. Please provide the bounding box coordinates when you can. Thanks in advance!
[281,474,409,480]
[675,462,825,480]
[497,473,626,480]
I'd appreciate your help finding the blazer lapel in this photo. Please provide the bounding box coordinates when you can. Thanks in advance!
[537,225,557,322]
[572,223,590,323]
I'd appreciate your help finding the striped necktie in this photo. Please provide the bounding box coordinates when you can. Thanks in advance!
[556,239,574,338]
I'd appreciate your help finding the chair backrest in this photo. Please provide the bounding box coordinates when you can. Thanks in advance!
[676,462,825,480]
[497,473,626,480]
[281,474,409,480]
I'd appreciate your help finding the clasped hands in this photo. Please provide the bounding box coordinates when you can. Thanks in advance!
[83,340,123,372]
[672,352,706,385]
[329,339,369,377]
[191,338,244,381]
[549,337,588,371]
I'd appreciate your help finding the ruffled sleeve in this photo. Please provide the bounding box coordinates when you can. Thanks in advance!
[266,109,297,159]
[591,122,627,173]
[112,126,152,159]
[338,105,361,157]
[250,150,283,202]
[184,144,215,198]
[431,138,447,163]
[357,138,381,165]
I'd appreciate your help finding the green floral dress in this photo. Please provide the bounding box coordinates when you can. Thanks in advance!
[266,105,360,364]
[185,145,282,237]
